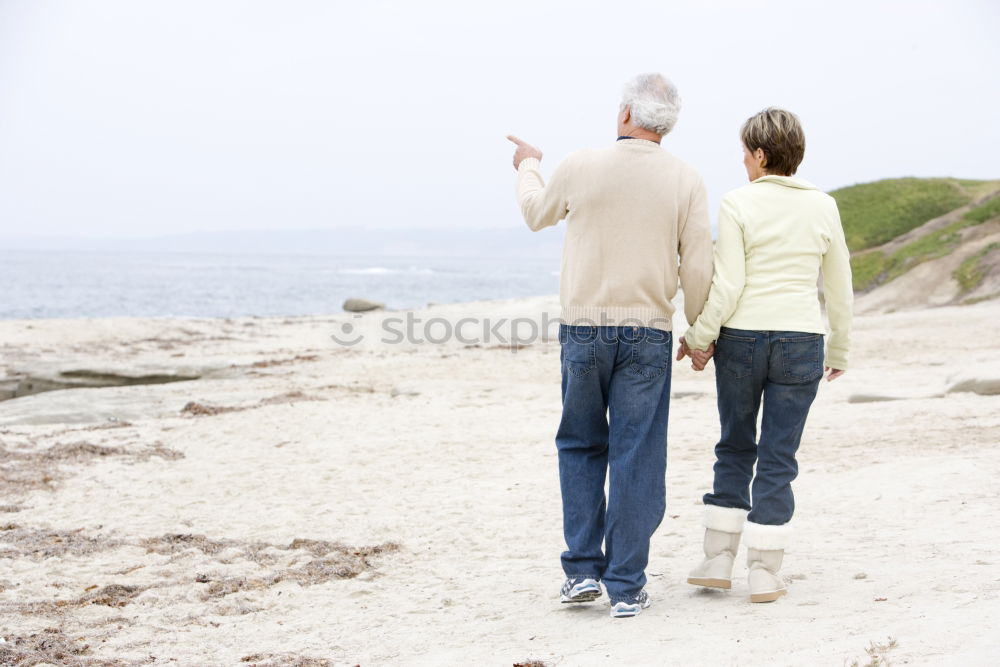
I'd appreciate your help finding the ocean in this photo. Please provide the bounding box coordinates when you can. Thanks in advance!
[0,250,561,319]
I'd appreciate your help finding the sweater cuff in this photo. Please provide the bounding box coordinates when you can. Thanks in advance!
[517,157,542,172]
[824,350,848,371]
[683,328,714,352]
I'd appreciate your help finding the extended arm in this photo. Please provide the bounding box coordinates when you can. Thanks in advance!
[683,197,747,351]
[508,135,570,232]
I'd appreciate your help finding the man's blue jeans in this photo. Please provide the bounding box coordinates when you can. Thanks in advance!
[703,327,824,525]
[556,324,672,603]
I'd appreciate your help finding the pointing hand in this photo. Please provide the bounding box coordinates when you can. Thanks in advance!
[507,135,543,169]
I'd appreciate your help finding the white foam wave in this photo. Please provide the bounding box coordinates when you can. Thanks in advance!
[339,266,435,276]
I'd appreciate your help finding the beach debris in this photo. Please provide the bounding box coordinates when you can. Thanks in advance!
[240,653,336,666]
[196,541,401,598]
[849,636,898,667]
[854,572,868,579]
[342,298,385,312]
[1,441,184,498]
[258,390,323,406]
[248,354,320,369]
[0,628,100,665]
[136,533,400,580]
[181,391,326,417]
[390,385,421,398]
[0,525,124,561]
[79,584,143,608]
[316,383,376,394]
[180,401,238,416]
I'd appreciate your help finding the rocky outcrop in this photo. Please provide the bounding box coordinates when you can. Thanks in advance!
[0,367,201,402]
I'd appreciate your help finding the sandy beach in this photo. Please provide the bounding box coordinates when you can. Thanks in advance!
[1,295,999,666]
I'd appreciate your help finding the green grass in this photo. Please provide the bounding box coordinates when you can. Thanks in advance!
[957,179,1000,199]
[850,251,890,291]
[845,183,1000,292]
[963,291,1000,305]
[831,178,973,252]
[963,195,1000,224]
[954,242,1000,292]
[852,216,988,291]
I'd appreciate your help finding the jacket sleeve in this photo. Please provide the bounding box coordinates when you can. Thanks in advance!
[515,156,571,231]
[678,176,715,325]
[683,195,747,351]
[821,201,854,369]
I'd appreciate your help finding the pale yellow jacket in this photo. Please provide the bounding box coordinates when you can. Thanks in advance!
[683,175,853,370]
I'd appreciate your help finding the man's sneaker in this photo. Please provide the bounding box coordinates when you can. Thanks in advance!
[560,577,602,603]
[609,590,651,618]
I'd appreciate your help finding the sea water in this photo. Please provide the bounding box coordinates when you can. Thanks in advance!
[0,250,560,319]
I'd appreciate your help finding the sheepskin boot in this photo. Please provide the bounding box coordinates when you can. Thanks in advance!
[687,505,748,590]
[743,521,792,603]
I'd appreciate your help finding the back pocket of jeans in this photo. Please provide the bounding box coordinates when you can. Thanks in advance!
[717,332,754,379]
[779,335,823,383]
[628,329,671,380]
[560,326,598,378]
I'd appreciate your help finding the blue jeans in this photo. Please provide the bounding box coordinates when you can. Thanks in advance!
[556,324,672,603]
[703,327,823,525]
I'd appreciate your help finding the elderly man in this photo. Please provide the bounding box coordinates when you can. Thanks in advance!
[508,72,713,617]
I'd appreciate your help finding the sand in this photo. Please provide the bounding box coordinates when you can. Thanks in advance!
[1,296,999,666]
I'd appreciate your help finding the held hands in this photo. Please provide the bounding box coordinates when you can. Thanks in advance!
[677,337,846,380]
[677,338,715,371]
[506,135,542,169]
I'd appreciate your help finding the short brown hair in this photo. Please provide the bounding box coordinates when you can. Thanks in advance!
[740,107,806,176]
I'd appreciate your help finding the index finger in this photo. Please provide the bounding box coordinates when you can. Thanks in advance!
[506,134,527,146]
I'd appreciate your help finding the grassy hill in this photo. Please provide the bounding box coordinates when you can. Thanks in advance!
[829,178,1000,294]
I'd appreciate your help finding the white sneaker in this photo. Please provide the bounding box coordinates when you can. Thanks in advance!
[609,590,650,618]
[560,577,602,603]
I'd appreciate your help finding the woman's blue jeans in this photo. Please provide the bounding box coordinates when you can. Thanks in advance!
[703,327,824,526]
[555,324,672,603]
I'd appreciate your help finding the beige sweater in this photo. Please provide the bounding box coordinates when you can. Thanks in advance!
[515,139,714,330]
[683,175,853,369]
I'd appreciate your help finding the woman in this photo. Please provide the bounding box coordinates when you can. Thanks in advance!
[678,107,853,603]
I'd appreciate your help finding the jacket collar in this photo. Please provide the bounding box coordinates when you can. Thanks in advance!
[751,174,819,190]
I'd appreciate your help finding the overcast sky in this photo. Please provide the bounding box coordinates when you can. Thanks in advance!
[0,0,997,241]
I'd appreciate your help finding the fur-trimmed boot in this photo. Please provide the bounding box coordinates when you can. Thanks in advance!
[687,505,748,590]
[743,521,792,603]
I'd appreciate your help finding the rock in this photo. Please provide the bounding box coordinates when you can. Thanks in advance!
[343,298,385,312]
[1,365,202,403]
[0,378,19,401]
[946,375,1000,396]
[847,391,944,403]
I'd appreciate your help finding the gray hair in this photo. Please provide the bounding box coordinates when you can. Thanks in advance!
[620,73,682,136]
